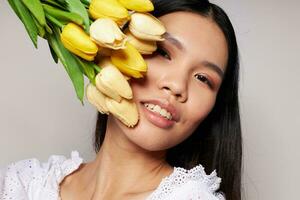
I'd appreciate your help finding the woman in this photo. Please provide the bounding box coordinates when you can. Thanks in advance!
[0,0,242,199]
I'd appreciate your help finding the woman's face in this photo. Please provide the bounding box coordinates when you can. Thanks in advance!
[110,11,228,151]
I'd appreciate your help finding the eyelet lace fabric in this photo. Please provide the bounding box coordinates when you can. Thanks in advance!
[0,151,83,200]
[145,165,225,200]
[0,151,225,200]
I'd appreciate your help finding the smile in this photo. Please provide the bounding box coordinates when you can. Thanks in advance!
[141,102,176,129]
[143,103,173,120]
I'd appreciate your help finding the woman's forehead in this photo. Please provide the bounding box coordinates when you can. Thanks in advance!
[158,11,228,71]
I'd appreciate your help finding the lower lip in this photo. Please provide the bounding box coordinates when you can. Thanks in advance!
[141,103,175,129]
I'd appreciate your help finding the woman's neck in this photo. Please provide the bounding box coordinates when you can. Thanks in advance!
[62,117,174,199]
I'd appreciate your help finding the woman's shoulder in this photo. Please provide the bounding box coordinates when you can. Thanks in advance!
[146,164,226,200]
[0,151,83,200]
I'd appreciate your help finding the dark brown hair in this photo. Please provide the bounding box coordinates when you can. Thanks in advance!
[94,1,243,199]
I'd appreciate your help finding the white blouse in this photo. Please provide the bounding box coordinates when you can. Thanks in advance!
[0,151,225,200]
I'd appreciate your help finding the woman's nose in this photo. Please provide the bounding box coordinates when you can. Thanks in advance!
[157,73,188,103]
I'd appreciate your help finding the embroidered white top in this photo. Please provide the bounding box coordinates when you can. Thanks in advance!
[0,151,225,200]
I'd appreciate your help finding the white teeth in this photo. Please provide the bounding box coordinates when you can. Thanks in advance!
[153,105,160,112]
[148,104,155,109]
[143,103,172,120]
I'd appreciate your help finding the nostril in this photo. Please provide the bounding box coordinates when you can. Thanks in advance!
[162,86,182,98]
[162,86,172,93]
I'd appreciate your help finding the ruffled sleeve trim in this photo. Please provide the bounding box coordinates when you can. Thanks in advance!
[174,165,222,193]
[146,164,225,200]
[45,151,83,184]
[26,151,84,200]
[0,151,84,200]
[41,151,83,190]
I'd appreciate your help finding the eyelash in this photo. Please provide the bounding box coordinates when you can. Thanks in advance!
[194,74,213,88]
[155,46,171,60]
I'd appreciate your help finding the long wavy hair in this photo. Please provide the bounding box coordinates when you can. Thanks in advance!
[94,1,243,199]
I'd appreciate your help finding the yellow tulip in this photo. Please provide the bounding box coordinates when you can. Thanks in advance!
[86,83,109,114]
[118,0,154,12]
[129,13,166,41]
[106,97,139,127]
[61,23,98,61]
[89,0,130,26]
[124,28,157,54]
[90,18,128,50]
[97,55,131,80]
[95,59,133,102]
[111,42,147,78]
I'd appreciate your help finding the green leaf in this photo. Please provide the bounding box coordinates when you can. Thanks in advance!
[32,16,46,37]
[45,23,53,34]
[22,0,46,26]
[45,12,65,28]
[42,4,84,26]
[75,57,96,83]
[91,62,101,73]
[47,27,84,104]
[41,0,66,10]
[48,43,58,63]
[7,0,21,19]
[13,0,39,48]
[55,0,67,5]
[80,0,90,6]
[65,0,90,32]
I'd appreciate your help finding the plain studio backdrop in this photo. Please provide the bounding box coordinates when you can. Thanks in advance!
[0,1,299,199]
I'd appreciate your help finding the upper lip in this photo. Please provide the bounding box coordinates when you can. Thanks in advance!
[141,99,180,122]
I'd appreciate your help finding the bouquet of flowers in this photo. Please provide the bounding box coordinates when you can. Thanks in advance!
[8,0,166,127]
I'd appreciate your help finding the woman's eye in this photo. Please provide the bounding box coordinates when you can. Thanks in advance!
[194,74,213,88]
[155,46,171,60]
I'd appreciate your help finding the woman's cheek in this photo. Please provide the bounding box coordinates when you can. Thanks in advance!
[187,92,217,123]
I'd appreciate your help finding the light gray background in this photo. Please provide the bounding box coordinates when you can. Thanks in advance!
[1,1,299,199]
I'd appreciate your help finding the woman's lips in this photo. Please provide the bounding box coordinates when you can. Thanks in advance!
[140,99,180,122]
[140,103,176,129]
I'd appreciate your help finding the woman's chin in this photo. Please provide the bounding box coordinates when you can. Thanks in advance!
[123,121,176,151]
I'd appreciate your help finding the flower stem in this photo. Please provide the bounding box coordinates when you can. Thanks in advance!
[45,13,64,28]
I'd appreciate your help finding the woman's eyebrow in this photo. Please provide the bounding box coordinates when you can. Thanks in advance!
[201,61,224,78]
[163,32,184,51]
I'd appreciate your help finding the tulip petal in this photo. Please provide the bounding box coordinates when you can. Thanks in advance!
[61,23,98,60]
[111,42,147,75]
[98,58,133,99]
[112,64,144,78]
[61,36,96,61]
[129,13,166,41]
[125,28,157,54]
[89,0,129,23]
[106,97,139,127]
[86,83,109,114]
[96,74,122,102]
[95,62,133,101]
[90,18,127,50]
[118,0,154,12]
